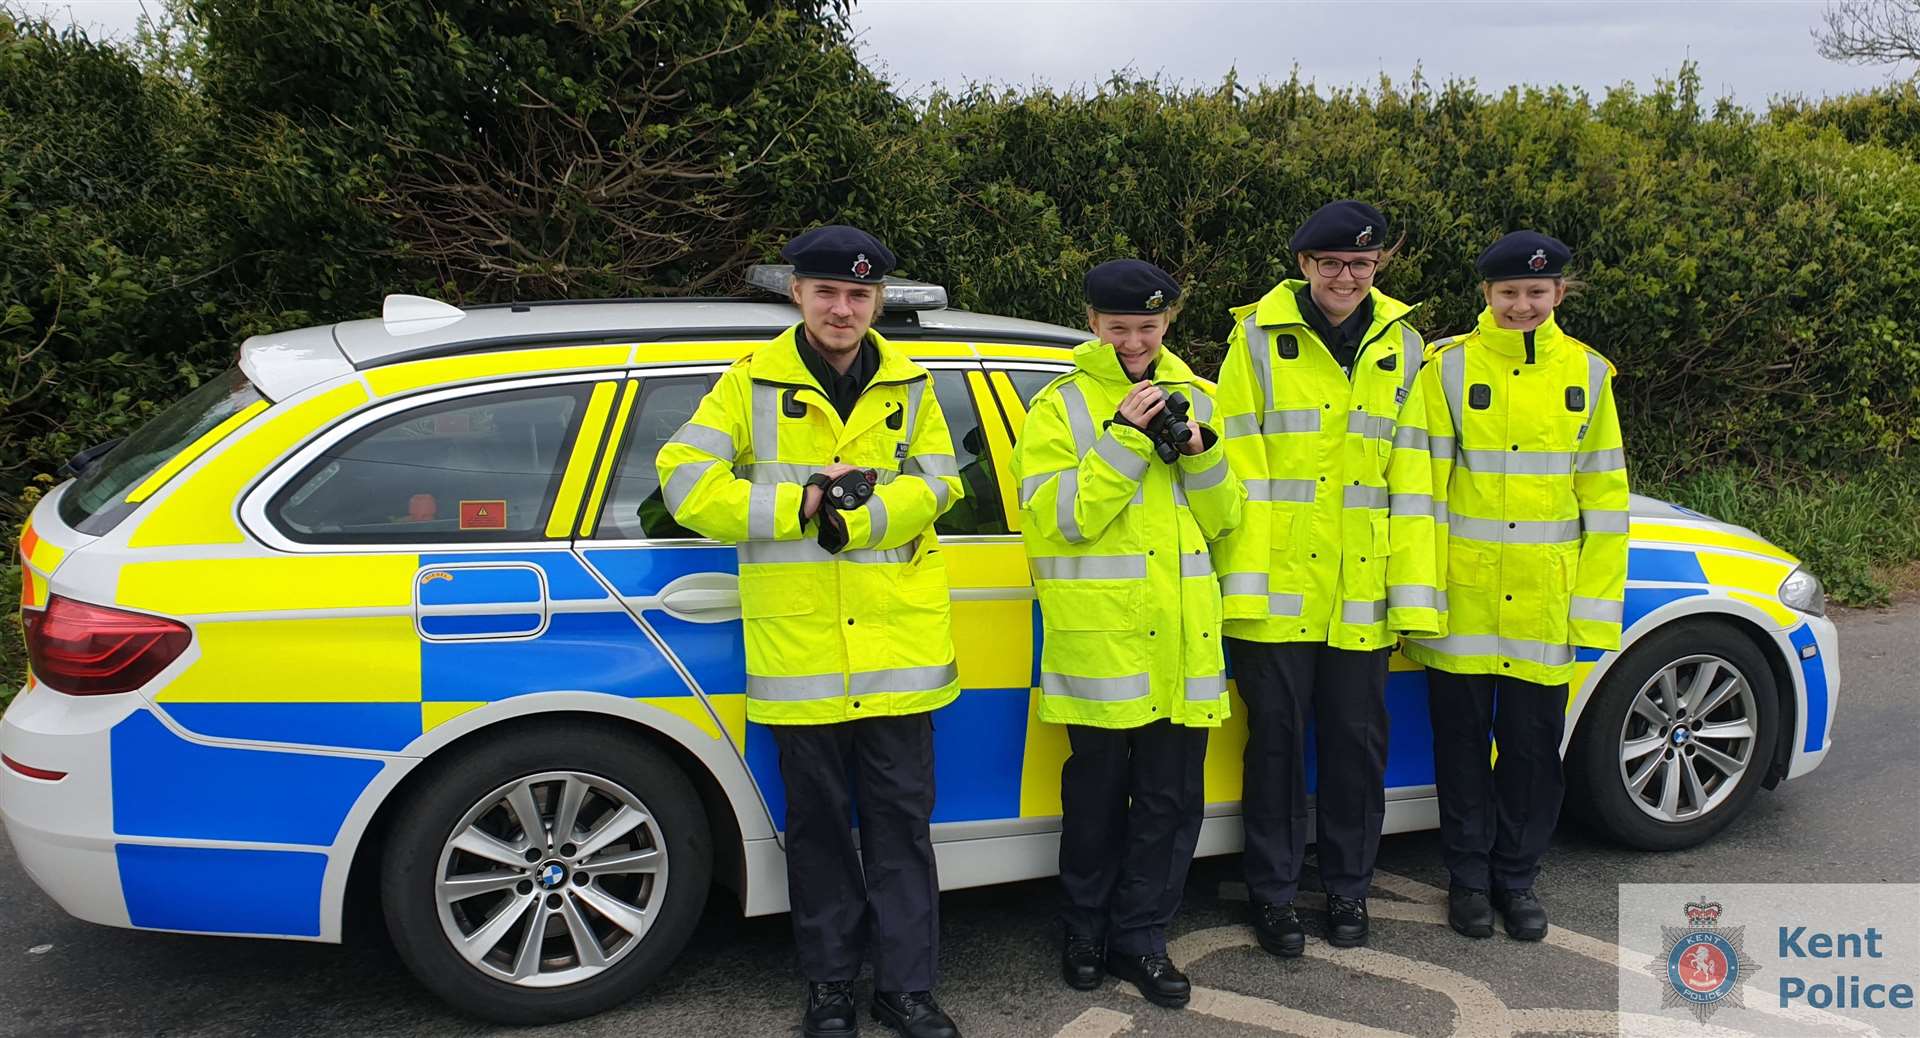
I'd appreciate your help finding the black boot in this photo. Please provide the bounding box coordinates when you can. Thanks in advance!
[1448,886,1494,939]
[1326,894,1370,948]
[803,981,858,1038]
[1252,901,1305,958]
[1061,931,1105,990]
[1491,887,1549,941]
[1105,951,1191,1008]
[871,990,959,1038]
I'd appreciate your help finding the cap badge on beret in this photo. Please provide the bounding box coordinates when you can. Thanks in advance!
[1355,225,1375,247]
[1528,249,1548,272]
[1145,290,1165,310]
[852,253,873,278]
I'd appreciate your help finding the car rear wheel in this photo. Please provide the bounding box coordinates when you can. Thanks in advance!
[1568,619,1779,851]
[381,722,712,1024]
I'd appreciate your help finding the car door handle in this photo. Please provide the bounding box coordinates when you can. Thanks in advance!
[657,572,741,623]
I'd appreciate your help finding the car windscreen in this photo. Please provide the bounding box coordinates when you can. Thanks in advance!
[57,367,264,536]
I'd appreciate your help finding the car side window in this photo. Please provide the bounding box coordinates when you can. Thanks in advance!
[1002,368,1063,410]
[592,374,719,540]
[271,384,590,543]
[931,368,1010,537]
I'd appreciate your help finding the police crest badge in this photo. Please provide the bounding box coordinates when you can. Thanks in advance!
[1649,898,1761,1022]
[852,253,873,278]
[1355,225,1374,247]
[1528,248,1549,272]
[1145,290,1165,310]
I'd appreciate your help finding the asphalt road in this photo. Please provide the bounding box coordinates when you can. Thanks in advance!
[3,602,1915,1037]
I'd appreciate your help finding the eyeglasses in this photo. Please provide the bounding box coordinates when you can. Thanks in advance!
[1308,255,1379,278]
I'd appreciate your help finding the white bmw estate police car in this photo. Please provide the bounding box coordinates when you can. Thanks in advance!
[3,278,1838,1022]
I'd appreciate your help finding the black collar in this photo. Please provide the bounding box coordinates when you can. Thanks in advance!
[1296,286,1374,363]
[796,325,879,419]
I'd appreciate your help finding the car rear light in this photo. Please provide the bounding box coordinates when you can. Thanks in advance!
[2,754,67,781]
[21,595,191,696]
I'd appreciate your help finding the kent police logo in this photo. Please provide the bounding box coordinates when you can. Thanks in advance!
[1355,224,1374,247]
[1650,898,1761,1022]
[1145,289,1165,310]
[852,253,872,278]
[1528,248,1549,271]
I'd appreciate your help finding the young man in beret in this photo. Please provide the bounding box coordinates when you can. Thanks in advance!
[658,225,964,1037]
[1211,201,1440,958]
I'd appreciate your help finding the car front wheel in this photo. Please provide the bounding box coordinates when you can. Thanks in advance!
[1568,619,1780,851]
[381,721,712,1024]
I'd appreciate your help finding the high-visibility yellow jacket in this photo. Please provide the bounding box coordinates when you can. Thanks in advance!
[1013,342,1245,730]
[1399,309,1630,685]
[656,325,965,724]
[1210,281,1441,649]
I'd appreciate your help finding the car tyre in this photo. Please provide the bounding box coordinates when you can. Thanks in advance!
[1568,619,1779,851]
[380,721,712,1024]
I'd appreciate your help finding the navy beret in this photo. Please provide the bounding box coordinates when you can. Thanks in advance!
[780,225,896,284]
[1084,259,1181,315]
[1289,200,1388,253]
[1476,230,1571,281]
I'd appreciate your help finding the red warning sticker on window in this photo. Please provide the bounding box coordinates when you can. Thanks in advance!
[459,500,508,530]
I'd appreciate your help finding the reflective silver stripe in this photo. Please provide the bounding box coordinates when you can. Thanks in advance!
[913,473,951,511]
[1020,470,1062,506]
[842,544,918,565]
[1042,671,1151,702]
[1093,431,1149,481]
[1399,325,1424,395]
[1581,508,1630,534]
[1413,634,1574,668]
[1570,596,1624,624]
[738,461,814,483]
[1225,409,1320,438]
[1430,435,1456,462]
[1341,599,1387,624]
[1221,572,1267,597]
[1182,455,1230,492]
[1392,425,1428,451]
[748,484,779,540]
[1057,469,1084,543]
[849,661,957,695]
[1449,515,1582,544]
[1441,346,1466,443]
[1343,483,1388,509]
[662,459,716,514]
[1180,552,1213,578]
[1186,674,1226,700]
[669,422,735,459]
[1247,478,1317,502]
[1032,555,1146,580]
[1582,353,1608,432]
[1170,480,1187,506]
[1387,584,1442,611]
[1189,389,1214,424]
[751,382,781,462]
[1269,593,1306,616]
[903,377,927,437]
[1389,493,1434,517]
[864,494,889,546]
[904,453,959,479]
[1458,449,1572,475]
[1347,411,1395,442]
[748,672,843,701]
[1057,381,1097,456]
[740,540,915,565]
[1576,447,1627,473]
[1244,315,1275,412]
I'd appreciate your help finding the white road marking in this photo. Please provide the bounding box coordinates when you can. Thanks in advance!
[1053,1006,1134,1037]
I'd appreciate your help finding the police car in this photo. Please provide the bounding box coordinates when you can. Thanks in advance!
[3,276,1839,1023]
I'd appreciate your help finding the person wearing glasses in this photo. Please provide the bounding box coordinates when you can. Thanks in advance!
[1212,201,1442,959]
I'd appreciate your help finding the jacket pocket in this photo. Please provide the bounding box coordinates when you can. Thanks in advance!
[739,570,819,619]
[1446,537,1497,591]
[1042,582,1143,633]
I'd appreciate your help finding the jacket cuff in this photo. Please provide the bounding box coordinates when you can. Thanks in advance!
[773,482,806,540]
[1176,427,1226,471]
[1387,606,1441,639]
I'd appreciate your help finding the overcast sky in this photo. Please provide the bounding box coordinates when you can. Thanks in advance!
[19,0,1914,106]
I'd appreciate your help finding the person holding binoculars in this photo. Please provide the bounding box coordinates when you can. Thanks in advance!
[1212,200,1442,959]
[659,225,965,1038]
[1013,259,1245,1009]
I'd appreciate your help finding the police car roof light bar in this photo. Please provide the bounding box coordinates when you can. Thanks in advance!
[744,264,950,311]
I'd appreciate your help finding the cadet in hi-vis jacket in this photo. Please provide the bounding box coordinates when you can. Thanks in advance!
[1396,230,1629,942]
[1014,260,1244,1009]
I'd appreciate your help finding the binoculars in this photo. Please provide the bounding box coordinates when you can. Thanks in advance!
[1143,391,1192,463]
